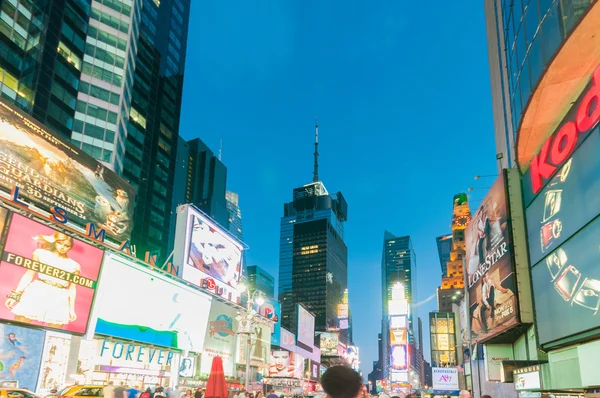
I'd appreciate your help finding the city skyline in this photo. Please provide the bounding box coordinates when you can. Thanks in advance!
[178,1,497,377]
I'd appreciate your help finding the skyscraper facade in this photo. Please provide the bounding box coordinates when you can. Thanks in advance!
[435,234,452,276]
[246,265,275,299]
[226,190,243,242]
[278,124,349,342]
[381,233,417,382]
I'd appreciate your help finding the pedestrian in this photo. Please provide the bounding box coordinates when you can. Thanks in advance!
[482,395,492,398]
[170,386,183,398]
[238,390,247,398]
[104,381,115,398]
[321,366,363,398]
[195,389,203,398]
[141,389,151,398]
[155,387,167,398]
[127,385,140,398]
[255,391,263,398]
[459,391,471,398]
[114,382,128,398]
[266,390,278,398]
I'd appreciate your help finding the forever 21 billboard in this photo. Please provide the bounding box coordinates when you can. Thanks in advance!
[0,100,135,241]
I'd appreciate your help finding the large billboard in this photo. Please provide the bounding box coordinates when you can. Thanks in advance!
[297,305,315,350]
[173,205,243,304]
[255,297,281,346]
[0,323,45,390]
[0,101,135,241]
[268,350,296,377]
[532,214,600,346]
[0,213,104,334]
[236,318,272,367]
[202,300,239,376]
[390,345,407,370]
[93,253,212,352]
[465,173,518,343]
[316,332,338,356]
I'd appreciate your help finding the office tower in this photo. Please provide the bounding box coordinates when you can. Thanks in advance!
[170,136,228,242]
[246,265,275,299]
[438,193,470,312]
[0,0,90,138]
[226,190,243,242]
[429,312,458,368]
[381,233,416,381]
[436,234,453,276]
[278,122,349,342]
[484,1,600,394]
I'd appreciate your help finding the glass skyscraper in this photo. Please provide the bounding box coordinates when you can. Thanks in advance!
[247,264,275,299]
[435,234,452,277]
[226,190,243,242]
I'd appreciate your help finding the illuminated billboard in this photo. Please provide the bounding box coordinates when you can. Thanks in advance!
[297,304,315,350]
[269,350,296,377]
[388,298,409,316]
[173,205,243,303]
[93,252,212,352]
[0,100,135,241]
[337,303,348,318]
[465,173,518,344]
[390,329,407,346]
[389,315,407,329]
[390,345,407,370]
[202,300,238,377]
[316,332,339,356]
[0,213,103,334]
[236,318,272,367]
[0,323,45,390]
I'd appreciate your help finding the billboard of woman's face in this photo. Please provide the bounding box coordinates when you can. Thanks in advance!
[269,350,294,377]
[0,214,104,334]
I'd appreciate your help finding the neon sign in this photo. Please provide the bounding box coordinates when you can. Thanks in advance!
[530,64,600,193]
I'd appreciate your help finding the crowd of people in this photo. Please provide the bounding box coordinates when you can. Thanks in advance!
[103,381,207,398]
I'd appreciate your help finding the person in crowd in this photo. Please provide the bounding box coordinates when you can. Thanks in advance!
[238,390,247,398]
[114,382,128,398]
[127,385,140,398]
[459,391,471,398]
[194,388,203,398]
[321,365,363,398]
[104,381,115,398]
[169,386,182,398]
[255,391,263,398]
[266,390,278,398]
[155,386,166,398]
[482,395,492,398]
[185,390,193,398]
[141,388,152,398]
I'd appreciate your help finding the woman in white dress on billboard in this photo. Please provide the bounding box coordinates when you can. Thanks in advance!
[4,233,80,329]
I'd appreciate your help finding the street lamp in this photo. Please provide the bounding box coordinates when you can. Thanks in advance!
[236,281,265,391]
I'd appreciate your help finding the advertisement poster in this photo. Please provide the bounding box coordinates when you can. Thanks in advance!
[532,215,600,346]
[297,305,315,349]
[316,332,338,356]
[202,300,238,376]
[390,329,407,346]
[178,356,196,378]
[37,334,71,393]
[255,298,281,346]
[94,253,212,352]
[390,345,407,370]
[0,101,135,241]
[526,130,600,266]
[237,319,272,367]
[0,214,103,334]
[269,350,295,377]
[432,367,459,390]
[465,174,518,343]
[0,323,45,390]
[187,214,242,285]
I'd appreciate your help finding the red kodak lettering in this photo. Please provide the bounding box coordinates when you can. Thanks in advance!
[550,121,577,165]
[576,66,600,132]
[530,139,556,193]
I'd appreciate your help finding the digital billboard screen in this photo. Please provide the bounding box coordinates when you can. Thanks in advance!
[526,129,600,266]
[202,300,239,376]
[390,329,407,346]
[465,173,518,344]
[532,214,600,346]
[0,323,45,391]
[93,253,212,352]
[268,350,296,377]
[297,304,315,350]
[316,332,338,356]
[236,319,272,367]
[0,100,135,241]
[0,213,103,334]
[390,345,407,370]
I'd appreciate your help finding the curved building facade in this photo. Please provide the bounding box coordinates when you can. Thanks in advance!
[486,0,600,393]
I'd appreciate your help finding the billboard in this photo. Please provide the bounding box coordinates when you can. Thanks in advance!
[0,213,103,334]
[297,305,315,349]
[390,329,407,346]
[465,173,518,343]
[432,367,459,390]
[174,205,243,304]
[526,130,600,266]
[93,253,212,352]
[389,315,407,329]
[390,345,407,370]
[236,318,272,367]
[255,297,281,346]
[269,350,296,377]
[532,214,600,345]
[179,356,196,378]
[0,323,45,390]
[202,300,239,376]
[279,328,296,352]
[388,299,408,316]
[316,332,338,356]
[0,100,135,241]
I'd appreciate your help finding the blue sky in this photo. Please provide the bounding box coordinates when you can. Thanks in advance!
[179,1,498,377]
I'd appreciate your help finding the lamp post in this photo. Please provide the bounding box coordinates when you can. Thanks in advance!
[236,281,265,392]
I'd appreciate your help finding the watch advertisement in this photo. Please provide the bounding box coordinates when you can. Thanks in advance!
[526,129,600,266]
[532,214,600,346]
[465,173,518,344]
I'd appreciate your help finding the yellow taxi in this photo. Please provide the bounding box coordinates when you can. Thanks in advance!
[0,388,43,398]
[56,386,106,398]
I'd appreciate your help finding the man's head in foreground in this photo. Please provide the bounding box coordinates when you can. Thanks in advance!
[459,391,472,398]
[321,366,363,398]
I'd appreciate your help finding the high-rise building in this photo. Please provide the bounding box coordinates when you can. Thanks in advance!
[435,234,453,276]
[429,312,458,368]
[484,0,600,394]
[0,0,89,139]
[438,193,470,312]
[246,265,275,299]
[278,122,349,342]
[226,190,243,242]
[381,233,416,382]
[170,136,228,233]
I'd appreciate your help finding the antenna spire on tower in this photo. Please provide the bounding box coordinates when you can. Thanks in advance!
[218,138,223,161]
[313,117,319,182]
